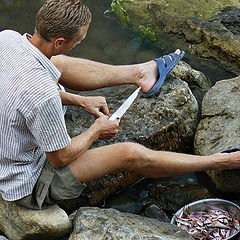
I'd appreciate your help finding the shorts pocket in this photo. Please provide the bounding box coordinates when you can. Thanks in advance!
[35,167,54,209]
[50,165,86,200]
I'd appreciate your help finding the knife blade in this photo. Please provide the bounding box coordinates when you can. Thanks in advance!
[109,87,141,120]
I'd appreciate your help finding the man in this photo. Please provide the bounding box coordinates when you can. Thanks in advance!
[0,0,240,210]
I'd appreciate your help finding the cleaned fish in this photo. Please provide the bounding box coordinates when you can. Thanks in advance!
[175,204,240,240]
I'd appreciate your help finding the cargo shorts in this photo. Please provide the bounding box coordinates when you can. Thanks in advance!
[15,160,86,210]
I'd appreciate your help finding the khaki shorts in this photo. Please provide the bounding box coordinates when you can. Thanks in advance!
[15,160,86,210]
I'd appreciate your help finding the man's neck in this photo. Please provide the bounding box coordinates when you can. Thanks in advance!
[28,33,53,59]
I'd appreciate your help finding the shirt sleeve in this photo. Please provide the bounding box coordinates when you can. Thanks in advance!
[26,95,71,152]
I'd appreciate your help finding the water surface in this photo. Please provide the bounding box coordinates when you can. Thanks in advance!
[0,0,235,82]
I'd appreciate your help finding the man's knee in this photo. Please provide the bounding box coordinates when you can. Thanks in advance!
[118,142,147,170]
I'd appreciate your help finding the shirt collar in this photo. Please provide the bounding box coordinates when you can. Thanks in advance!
[22,33,61,81]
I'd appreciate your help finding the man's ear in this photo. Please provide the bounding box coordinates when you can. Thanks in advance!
[54,37,65,49]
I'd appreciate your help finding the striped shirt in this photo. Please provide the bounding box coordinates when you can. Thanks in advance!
[0,30,71,201]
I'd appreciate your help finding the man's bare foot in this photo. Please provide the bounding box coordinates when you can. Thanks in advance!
[137,49,181,94]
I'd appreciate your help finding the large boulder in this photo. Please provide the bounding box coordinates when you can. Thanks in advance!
[66,76,199,152]
[109,0,240,75]
[0,196,71,240]
[63,75,199,209]
[194,75,240,193]
[69,207,194,240]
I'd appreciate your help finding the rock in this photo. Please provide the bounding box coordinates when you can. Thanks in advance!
[69,207,194,240]
[212,6,240,35]
[171,61,212,106]
[63,76,199,209]
[143,204,170,222]
[59,172,141,212]
[147,182,213,214]
[194,75,240,192]
[0,196,71,240]
[135,78,198,152]
[109,0,240,75]
[66,76,199,152]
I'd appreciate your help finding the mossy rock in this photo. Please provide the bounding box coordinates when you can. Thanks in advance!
[109,0,240,75]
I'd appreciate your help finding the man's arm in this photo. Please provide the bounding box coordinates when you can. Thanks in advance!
[46,114,119,168]
[59,90,109,117]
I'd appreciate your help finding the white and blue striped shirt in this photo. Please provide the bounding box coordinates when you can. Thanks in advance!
[0,30,71,201]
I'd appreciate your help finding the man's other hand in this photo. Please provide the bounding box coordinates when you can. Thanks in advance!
[94,114,120,139]
[82,96,109,117]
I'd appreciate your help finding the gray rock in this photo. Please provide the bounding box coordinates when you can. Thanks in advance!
[135,77,198,152]
[69,207,194,240]
[194,75,240,192]
[143,204,170,222]
[171,61,212,106]
[66,76,199,152]
[212,6,240,35]
[63,76,199,209]
[147,183,213,213]
[0,196,71,240]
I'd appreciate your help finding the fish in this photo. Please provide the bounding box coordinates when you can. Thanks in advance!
[175,204,240,240]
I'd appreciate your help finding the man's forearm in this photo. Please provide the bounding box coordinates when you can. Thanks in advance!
[46,123,100,168]
[59,90,84,106]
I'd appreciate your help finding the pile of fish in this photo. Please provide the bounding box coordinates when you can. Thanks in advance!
[175,204,240,240]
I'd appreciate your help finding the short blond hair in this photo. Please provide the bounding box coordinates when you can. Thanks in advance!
[36,0,91,41]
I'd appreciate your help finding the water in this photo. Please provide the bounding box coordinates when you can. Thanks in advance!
[71,0,161,65]
[0,0,235,83]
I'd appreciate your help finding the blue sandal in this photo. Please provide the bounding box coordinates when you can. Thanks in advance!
[143,50,185,97]
[221,147,240,153]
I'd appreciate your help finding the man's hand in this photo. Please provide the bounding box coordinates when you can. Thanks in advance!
[93,114,120,139]
[59,91,109,118]
[81,96,109,118]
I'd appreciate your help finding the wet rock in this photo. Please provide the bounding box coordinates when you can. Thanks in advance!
[109,0,240,75]
[147,182,213,214]
[212,6,240,35]
[194,75,240,193]
[0,196,71,240]
[143,204,170,222]
[69,207,194,240]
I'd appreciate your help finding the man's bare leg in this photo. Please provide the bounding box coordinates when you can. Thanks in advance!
[69,142,240,182]
[51,49,181,94]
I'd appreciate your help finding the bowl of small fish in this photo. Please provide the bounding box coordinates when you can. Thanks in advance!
[171,198,240,240]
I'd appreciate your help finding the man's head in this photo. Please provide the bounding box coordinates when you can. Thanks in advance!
[36,0,92,43]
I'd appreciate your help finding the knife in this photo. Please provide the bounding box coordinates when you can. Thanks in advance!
[109,87,141,120]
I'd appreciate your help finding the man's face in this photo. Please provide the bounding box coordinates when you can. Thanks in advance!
[54,24,89,55]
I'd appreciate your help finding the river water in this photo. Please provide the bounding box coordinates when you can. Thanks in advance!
[0,0,235,82]
[0,0,237,215]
